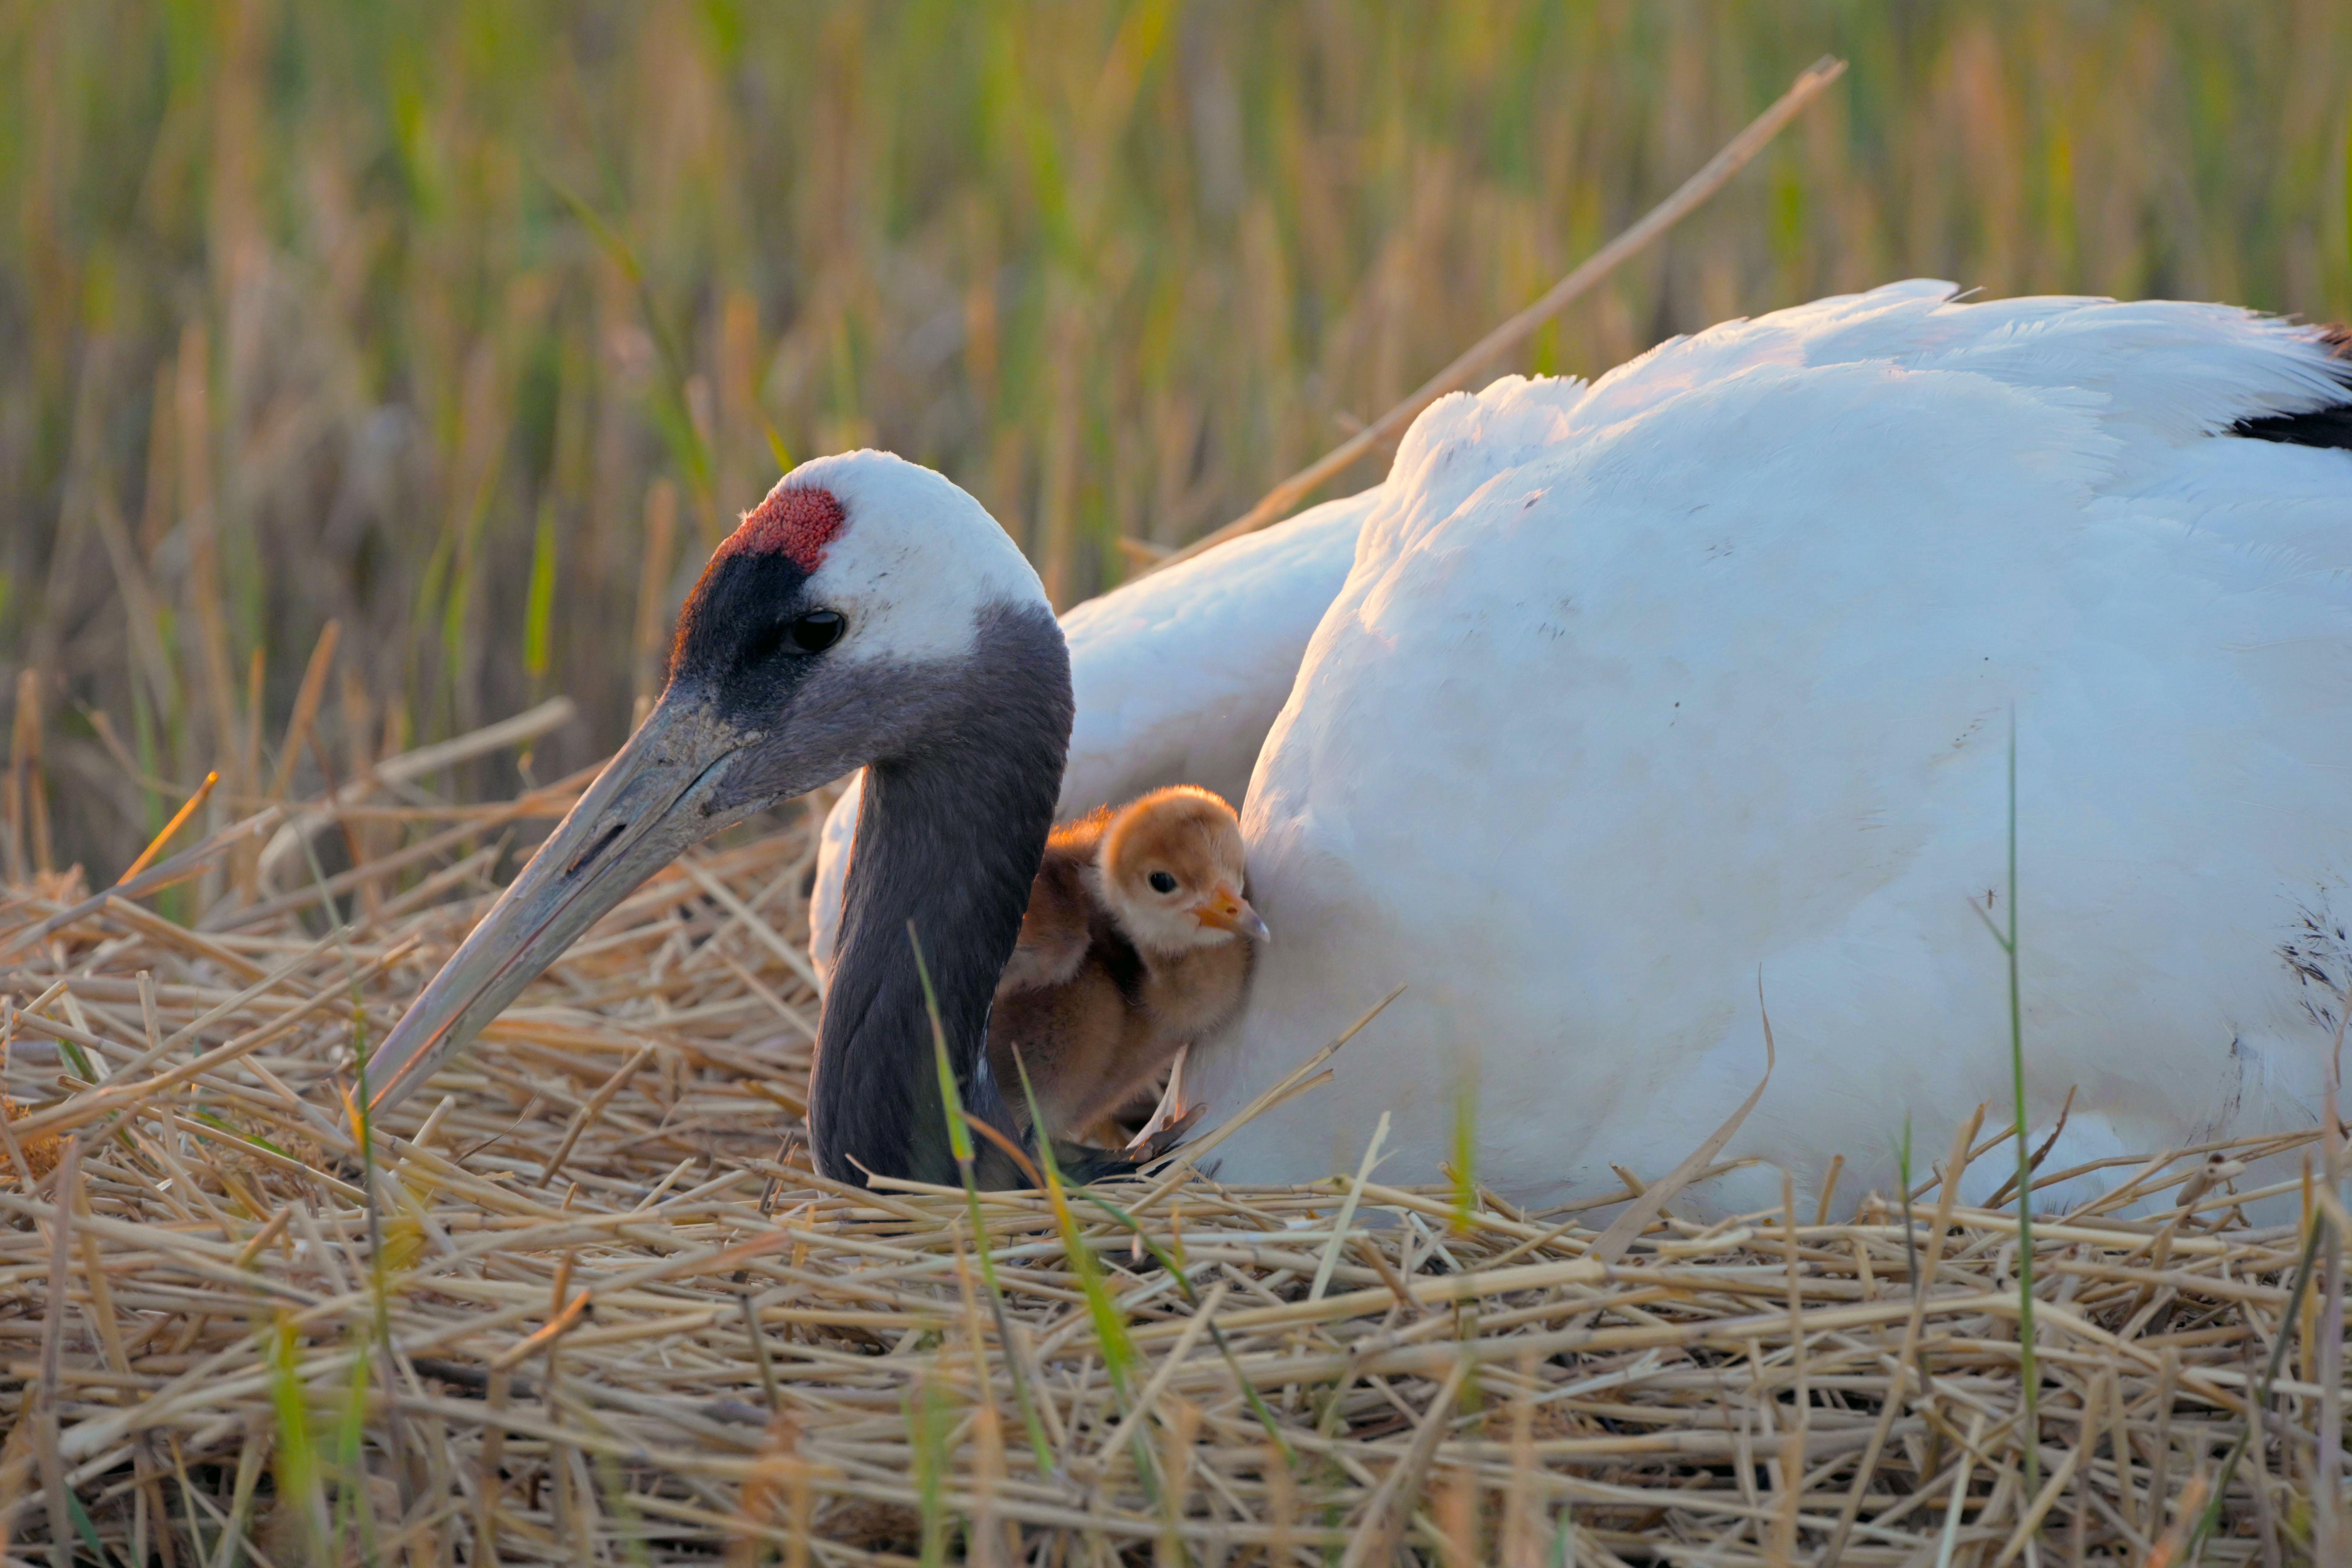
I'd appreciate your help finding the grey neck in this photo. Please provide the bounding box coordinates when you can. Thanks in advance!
[808,606,1071,1186]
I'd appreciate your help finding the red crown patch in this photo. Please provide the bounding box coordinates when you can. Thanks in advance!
[721,486,847,572]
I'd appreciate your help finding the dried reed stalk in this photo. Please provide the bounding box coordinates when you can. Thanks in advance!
[1147,56,1848,577]
[1,757,2340,1564]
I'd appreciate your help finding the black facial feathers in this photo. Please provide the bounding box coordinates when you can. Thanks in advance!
[668,549,831,712]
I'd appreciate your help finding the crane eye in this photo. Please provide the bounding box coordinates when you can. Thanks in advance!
[1148,870,1178,894]
[788,610,846,652]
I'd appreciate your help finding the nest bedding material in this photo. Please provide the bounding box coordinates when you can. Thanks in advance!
[0,771,2345,1565]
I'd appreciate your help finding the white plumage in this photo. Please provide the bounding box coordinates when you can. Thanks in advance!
[826,281,2352,1215]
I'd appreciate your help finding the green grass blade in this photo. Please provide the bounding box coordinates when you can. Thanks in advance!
[332,1332,372,1558]
[1014,1055,1139,1404]
[268,1311,327,1559]
[910,1368,952,1568]
[2191,1210,2327,1551]
[65,1490,114,1566]
[762,418,794,477]
[1009,1052,1163,1503]
[909,923,1056,1477]
[1895,1116,1918,1297]
[1080,1187,1294,1462]
[592,1446,656,1567]
[2005,722,2037,1492]
[541,170,713,507]
[56,1036,97,1085]
[523,498,559,692]
[1450,1060,1477,1235]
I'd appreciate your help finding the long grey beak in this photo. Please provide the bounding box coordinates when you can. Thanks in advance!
[365,697,751,1116]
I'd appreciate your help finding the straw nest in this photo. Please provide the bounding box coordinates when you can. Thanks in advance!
[0,767,2345,1566]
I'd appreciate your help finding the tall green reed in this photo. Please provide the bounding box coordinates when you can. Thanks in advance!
[8,4,2351,875]
[1968,721,2037,1491]
[908,925,1058,1478]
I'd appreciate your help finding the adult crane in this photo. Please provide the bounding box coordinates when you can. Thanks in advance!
[366,282,2352,1215]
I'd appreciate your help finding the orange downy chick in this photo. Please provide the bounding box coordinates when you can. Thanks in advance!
[989,786,1267,1144]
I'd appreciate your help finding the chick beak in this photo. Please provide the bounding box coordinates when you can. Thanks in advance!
[1195,883,1270,943]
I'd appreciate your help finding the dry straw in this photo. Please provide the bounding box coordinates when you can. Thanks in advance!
[0,740,2345,1563]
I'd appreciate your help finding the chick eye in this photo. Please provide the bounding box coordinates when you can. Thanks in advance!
[789,609,846,652]
[1148,870,1178,894]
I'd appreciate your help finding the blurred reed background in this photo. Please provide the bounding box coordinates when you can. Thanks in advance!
[4,0,2350,884]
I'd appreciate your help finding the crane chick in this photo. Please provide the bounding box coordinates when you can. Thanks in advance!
[989,786,1267,1147]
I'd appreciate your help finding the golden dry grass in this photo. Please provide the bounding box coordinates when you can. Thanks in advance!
[1,759,2345,1564]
